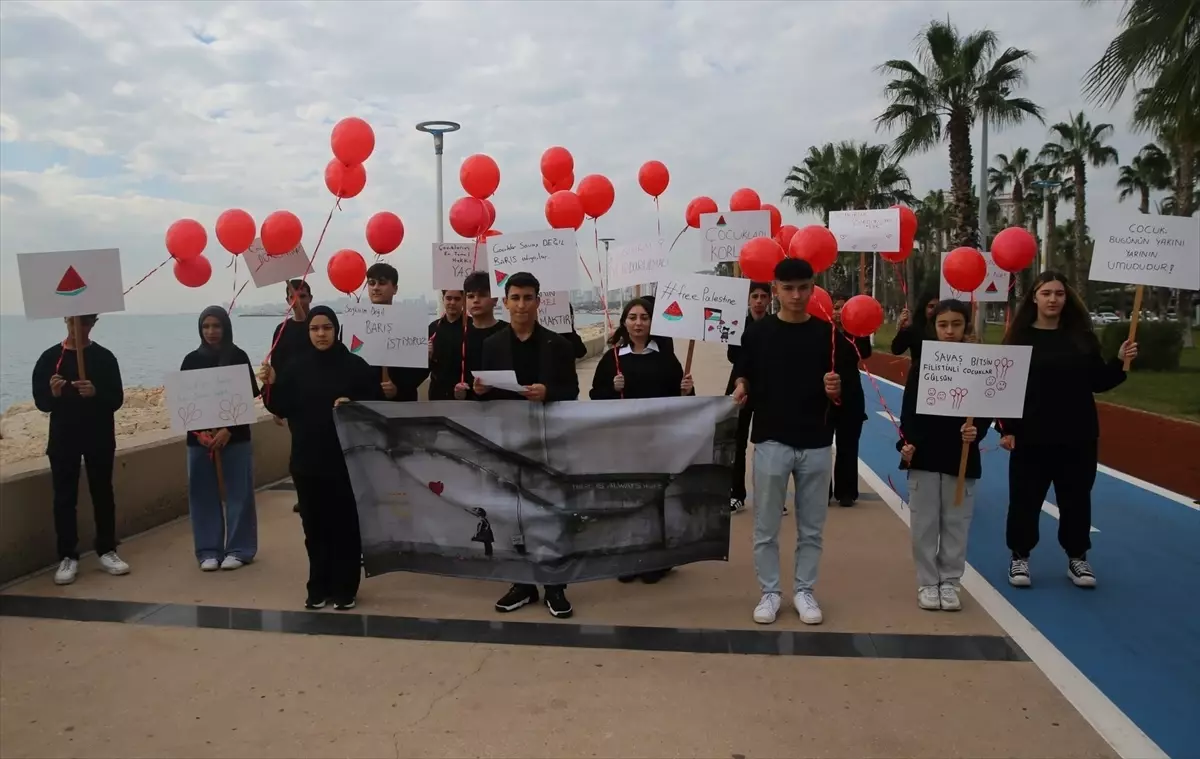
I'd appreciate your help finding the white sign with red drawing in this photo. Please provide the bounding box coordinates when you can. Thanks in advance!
[431,242,480,290]
[649,274,751,346]
[915,342,1032,419]
[340,302,429,368]
[699,211,771,264]
[939,250,1009,303]
[829,208,900,252]
[246,238,312,288]
[486,229,578,292]
[165,364,257,435]
[16,248,126,319]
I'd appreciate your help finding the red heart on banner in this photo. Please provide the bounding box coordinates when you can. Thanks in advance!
[428,481,445,496]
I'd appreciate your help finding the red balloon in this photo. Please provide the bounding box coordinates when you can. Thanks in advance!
[738,237,785,282]
[261,211,303,256]
[174,254,212,288]
[761,203,782,236]
[730,188,761,212]
[840,295,885,337]
[545,190,585,230]
[460,154,500,200]
[637,160,670,198]
[881,248,911,263]
[788,225,838,273]
[991,226,1038,273]
[543,173,573,194]
[944,246,988,292]
[892,204,918,241]
[577,174,615,219]
[215,209,256,255]
[165,219,207,261]
[331,117,375,166]
[365,212,404,255]
[449,197,488,239]
[481,198,496,230]
[481,228,502,239]
[807,286,834,321]
[685,196,718,229]
[540,146,573,184]
[327,249,367,294]
[775,224,799,251]
[325,160,367,199]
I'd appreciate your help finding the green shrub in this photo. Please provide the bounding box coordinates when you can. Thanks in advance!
[1099,320,1185,371]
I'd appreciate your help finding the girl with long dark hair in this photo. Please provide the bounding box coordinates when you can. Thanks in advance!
[999,271,1136,589]
[890,290,940,362]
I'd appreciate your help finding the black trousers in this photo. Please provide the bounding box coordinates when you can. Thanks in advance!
[1006,440,1098,559]
[730,406,753,500]
[294,473,362,602]
[831,417,863,502]
[49,447,118,560]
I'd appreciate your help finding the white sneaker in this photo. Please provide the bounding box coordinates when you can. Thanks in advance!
[54,558,78,585]
[220,556,245,571]
[98,551,130,576]
[753,593,782,624]
[200,558,220,572]
[794,590,823,625]
[939,584,962,611]
[917,585,940,610]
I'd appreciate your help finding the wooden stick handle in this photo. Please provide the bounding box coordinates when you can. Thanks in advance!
[214,451,226,505]
[72,316,87,381]
[954,416,973,507]
[684,340,696,375]
[1123,286,1143,372]
[381,367,390,382]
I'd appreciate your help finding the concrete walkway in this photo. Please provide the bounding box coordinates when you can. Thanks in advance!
[0,341,1115,758]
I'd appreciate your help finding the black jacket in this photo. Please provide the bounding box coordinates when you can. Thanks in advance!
[479,324,579,402]
[32,342,123,455]
[836,331,872,423]
[427,315,466,400]
[590,342,690,400]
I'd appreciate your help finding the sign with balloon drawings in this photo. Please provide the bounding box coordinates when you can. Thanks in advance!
[939,250,1009,303]
[486,229,578,292]
[650,274,751,346]
[495,289,573,334]
[246,238,312,288]
[431,243,479,290]
[828,208,900,252]
[607,238,671,291]
[165,364,257,435]
[341,302,429,368]
[915,342,1032,420]
[16,248,126,319]
[1087,214,1200,291]
[699,211,770,264]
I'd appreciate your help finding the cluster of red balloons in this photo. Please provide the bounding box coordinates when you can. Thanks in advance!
[941,226,1037,296]
[449,154,500,239]
[541,146,615,231]
[166,219,213,288]
[325,117,375,200]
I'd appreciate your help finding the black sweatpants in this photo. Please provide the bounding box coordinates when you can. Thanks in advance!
[293,473,362,602]
[831,417,863,502]
[49,447,118,560]
[730,406,753,501]
[1006,440,1098,559]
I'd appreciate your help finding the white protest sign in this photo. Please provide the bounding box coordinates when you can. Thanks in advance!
[165,364,256,435]
[431,242,479,290]
[829,208,900,252]
[16,248,126,319]
[1088,214,1200,290]
[246,238,312,288]
[473,370,525,393]
[487,229,578,291]
[495,290,573,334]
[340,302,429,368]
[607,238,671,290]
[939,250,1009,302]
[650,274,751,346]
[915,342,1032,419]
[700,211,770,264]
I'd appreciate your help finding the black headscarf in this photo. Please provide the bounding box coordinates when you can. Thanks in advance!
[197,305,236,366]
[306,305,348,361]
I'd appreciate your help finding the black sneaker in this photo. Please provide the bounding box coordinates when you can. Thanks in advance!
[640,568,671,584]
[544,586,573,619]
[333,598,356,610]
[1008,556,1031,587]
[838,498,856,508]
[617,575,638,583]
[1068,557,1097,588]
[494,584,538,612]
[729,498,746,514]
[304,597,327,609]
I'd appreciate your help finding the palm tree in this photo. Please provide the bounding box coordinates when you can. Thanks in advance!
[990,148,1041,295]
[875,19,1043,248]
[833,141,916,291]
[1116,143,1172,213]
[782,143,845,225]
[1038,112,1119,292]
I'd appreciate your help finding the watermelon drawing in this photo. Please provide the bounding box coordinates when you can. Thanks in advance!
[494,270,508,286]
[662,300,684,321]
[704,307,722,322]
[985,280,999,293]
[349,335,365,353]
[55,266,87,297]
[715,215,726,226]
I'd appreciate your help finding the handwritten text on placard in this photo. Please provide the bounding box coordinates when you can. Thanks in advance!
[487,229,578,291]
[246,238,312,289]
[341,303,428,368]
[608,238,670,290]
[165,364,256,435]
[1087,215,1200,290]
[651,274,751,346]
[431,243,478,290]
[699,211,770,264]
[915,342,1032,419]
[828,208,900,252]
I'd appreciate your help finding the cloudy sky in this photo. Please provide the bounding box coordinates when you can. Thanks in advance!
[0,0,1154,315]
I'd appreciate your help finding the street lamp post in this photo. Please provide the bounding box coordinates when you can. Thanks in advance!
[1030,178,1062,273]
[599,237,616,307]
[415,121,461,244]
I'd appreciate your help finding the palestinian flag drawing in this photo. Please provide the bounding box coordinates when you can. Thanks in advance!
[494,270,508,287]
[662,300,684,321]
[704,307,722,323]
[55,266,87,297]
[349,335,365,354]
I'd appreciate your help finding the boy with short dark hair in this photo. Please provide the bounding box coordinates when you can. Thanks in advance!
[457,271,508,400]
[365,262,430,401]
[428,289,465,400]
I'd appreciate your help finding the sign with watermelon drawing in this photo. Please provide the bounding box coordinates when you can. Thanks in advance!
[699,211,770,265]
[939,250,1009,303]
[649,274,751,346]
[485,229,578,291]
[340,302,428,368]
[16,248,126,319]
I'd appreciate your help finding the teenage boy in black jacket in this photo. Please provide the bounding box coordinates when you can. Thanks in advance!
[473,271,580,619]
[457,270,508,400]
[428,289,466,400]
[365,262,430,401]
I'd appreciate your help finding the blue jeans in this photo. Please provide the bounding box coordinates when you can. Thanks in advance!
[187,441,257,562]
[752,441,833,595]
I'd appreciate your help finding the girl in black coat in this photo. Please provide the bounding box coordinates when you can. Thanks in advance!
[260,306,381,610]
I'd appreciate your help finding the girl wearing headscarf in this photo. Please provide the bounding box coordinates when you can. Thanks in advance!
[260,306,381,610]
[180,306,260,571]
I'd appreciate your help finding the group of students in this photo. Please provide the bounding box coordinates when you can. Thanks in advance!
[31,256,1134,626]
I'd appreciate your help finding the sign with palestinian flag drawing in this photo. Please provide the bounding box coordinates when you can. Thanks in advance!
[650,274,750,346]
[699,210,770,265]
[341,302,428,368]
[939,250,1009,303]
[485,229,578,292]
[16,248,126,319]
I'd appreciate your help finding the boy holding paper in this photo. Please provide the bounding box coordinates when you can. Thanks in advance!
[473,271,580,618]
[365,262,430,401]
[456,271,508,400]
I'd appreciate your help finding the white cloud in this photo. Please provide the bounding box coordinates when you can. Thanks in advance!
[0,0,1155,316]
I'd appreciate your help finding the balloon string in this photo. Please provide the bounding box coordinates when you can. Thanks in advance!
[840,330,906,445]
[123,257,171,296]
[668,225,688,253]
[893,261,908,297]
[228,277,251,314]
[654,197,661,237]
[460,237,483,386]
[577,250,621,385]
